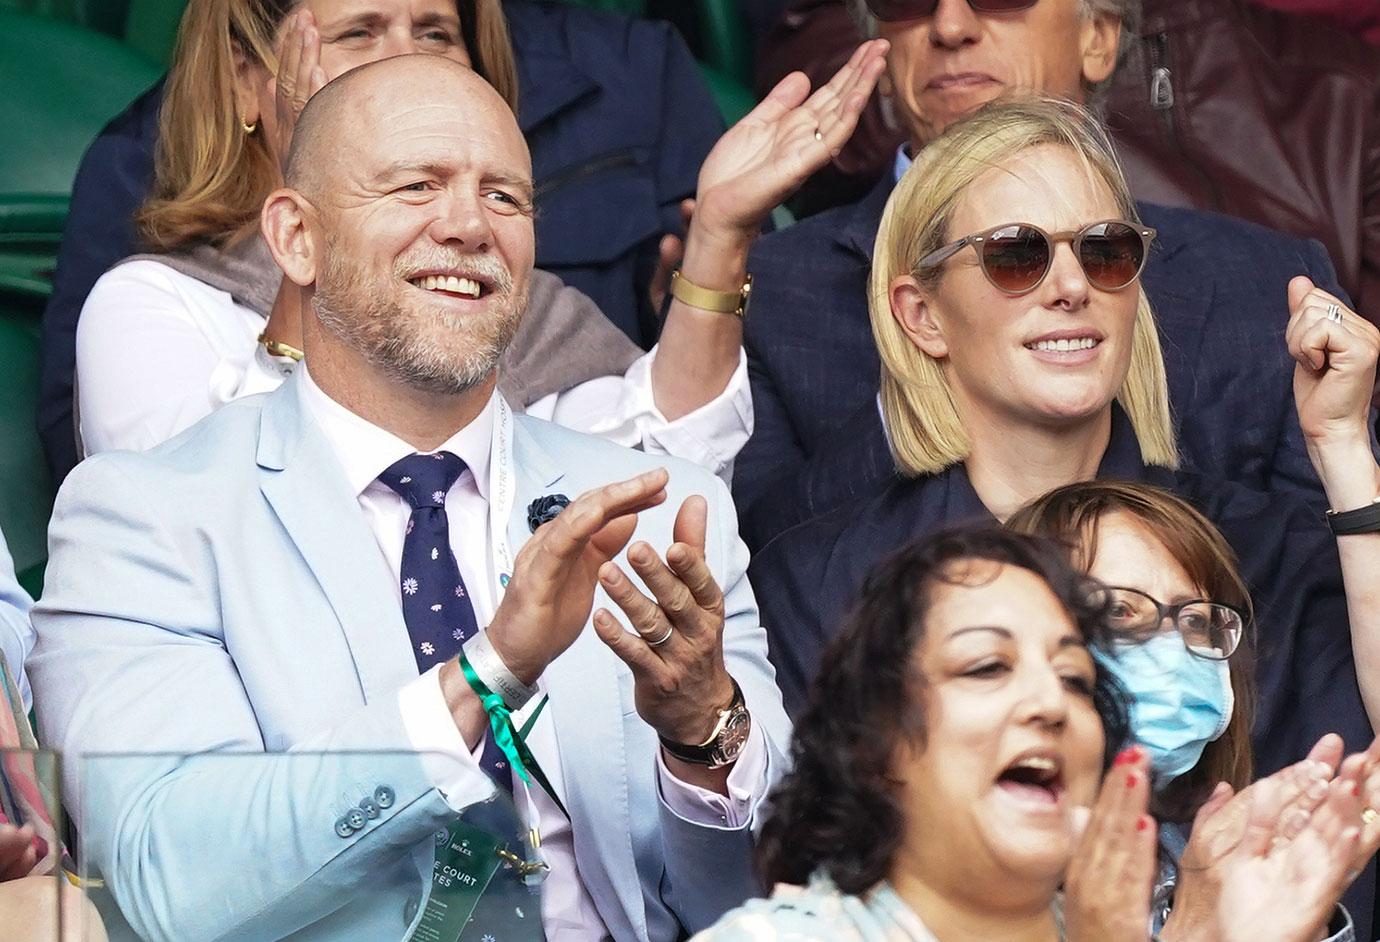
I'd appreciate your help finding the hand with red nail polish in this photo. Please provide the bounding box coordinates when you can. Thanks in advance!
[1063,746,1157,942]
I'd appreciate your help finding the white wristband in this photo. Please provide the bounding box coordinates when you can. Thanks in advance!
[463,631,538,711]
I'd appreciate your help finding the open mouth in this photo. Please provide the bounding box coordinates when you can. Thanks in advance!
[995,754,1065,807]
[1024,337,1099,353]
[407,273,489,300]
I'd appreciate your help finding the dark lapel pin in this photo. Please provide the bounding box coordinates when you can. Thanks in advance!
[527,494,571,533]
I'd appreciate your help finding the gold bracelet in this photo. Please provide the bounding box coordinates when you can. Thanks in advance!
[669,270,752,318]
[259,333,304,362]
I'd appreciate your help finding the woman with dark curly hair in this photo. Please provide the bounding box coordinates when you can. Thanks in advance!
[698,525,1378,942]
[700,526,1152,939]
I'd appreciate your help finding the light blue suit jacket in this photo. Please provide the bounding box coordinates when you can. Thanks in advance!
[30,372,790,942]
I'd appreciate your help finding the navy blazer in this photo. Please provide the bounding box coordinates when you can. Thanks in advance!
[735,174,1356,551]
[748,408,1375,936]
[36,1,723,482]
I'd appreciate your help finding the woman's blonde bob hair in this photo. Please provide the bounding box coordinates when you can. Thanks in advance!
[138,0,518,251]
[870,96,1178,477]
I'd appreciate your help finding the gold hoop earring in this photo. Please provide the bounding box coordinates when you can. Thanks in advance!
[242,120,258,135]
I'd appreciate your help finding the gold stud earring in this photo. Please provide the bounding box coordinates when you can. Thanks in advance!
[242,119,258,135]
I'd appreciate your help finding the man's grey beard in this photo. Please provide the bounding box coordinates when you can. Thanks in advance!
[313,242,526,397]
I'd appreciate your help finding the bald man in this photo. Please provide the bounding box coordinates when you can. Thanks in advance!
[30,56,799,942]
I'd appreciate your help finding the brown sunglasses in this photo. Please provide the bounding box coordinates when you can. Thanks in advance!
[915,220,1157,295]
[865,0,1039,22]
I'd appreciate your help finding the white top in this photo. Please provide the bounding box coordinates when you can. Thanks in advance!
[296,366,769,941]
[75,259,752,482]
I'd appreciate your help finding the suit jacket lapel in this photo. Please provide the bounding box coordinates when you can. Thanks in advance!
[256,373,416,704]
[507,419,648,941]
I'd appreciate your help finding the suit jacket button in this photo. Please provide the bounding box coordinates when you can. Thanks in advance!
[334,816,355,839]
[359,797,380,819]
[375,785,396,809]
[345,808,367,830]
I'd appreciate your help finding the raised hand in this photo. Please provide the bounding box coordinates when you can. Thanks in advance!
[1210,766,1366,942]
[592,495,735,749]
[1287,277,1380,448]
[1158,734,1341,942]
[1063,746,1159,942]
[486,469,669,685]
[268,9,328,173]
[690,39,889,243]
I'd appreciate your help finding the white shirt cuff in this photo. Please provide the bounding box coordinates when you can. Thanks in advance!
[618,348,753,481]
[397,665,499,812]
[655,721,769,829]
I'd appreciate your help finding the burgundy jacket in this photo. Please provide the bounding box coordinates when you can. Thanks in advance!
[1105,0,1380,326]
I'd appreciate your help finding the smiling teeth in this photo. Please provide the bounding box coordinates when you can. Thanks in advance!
[412,274,481,298]
[1029,338,1097,352]
[1014,757,1057,772]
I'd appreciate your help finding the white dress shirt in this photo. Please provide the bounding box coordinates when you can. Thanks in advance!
[295,366,767,940]
[75,260,751,481]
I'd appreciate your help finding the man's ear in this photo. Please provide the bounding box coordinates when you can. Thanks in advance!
[890,274,949,360]
[261,190,318,287]
[1079,14,1122,87]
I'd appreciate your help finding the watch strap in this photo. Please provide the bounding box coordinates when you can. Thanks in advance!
[669,269,751,317]
[659,679,746,765]
[1326,495,1380,535]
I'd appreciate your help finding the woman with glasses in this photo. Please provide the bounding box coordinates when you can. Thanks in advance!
[746,97,1380,902]
[1009,480,1380,939]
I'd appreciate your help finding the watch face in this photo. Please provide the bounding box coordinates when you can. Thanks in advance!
[711,708,752,766]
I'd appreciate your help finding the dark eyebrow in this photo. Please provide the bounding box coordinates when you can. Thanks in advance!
[946,625,1013,642]
[945,625,1089,651]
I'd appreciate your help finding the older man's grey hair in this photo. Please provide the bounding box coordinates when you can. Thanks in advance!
[844,0,1142,108]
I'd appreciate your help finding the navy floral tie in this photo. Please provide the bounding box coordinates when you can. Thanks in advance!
[378,452,513,790]
[379,451,478,671]
[382,453,544,940]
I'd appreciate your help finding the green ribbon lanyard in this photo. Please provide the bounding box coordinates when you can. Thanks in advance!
[459,653,568,820]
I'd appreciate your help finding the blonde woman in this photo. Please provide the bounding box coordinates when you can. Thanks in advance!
[746,98,1380,893]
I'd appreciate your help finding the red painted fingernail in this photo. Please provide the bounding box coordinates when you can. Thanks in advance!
[1126,772,1138,788]
[1136,815,1150,832]
[1353,783,1362,797]
[1114,747,1137,766]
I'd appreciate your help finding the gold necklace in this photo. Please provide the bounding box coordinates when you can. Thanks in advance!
[258,333,304,362]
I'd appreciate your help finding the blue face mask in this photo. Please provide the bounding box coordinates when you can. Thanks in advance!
[1098,633,1233,783]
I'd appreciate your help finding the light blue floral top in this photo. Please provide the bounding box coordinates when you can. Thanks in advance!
[692,874,1064,941]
